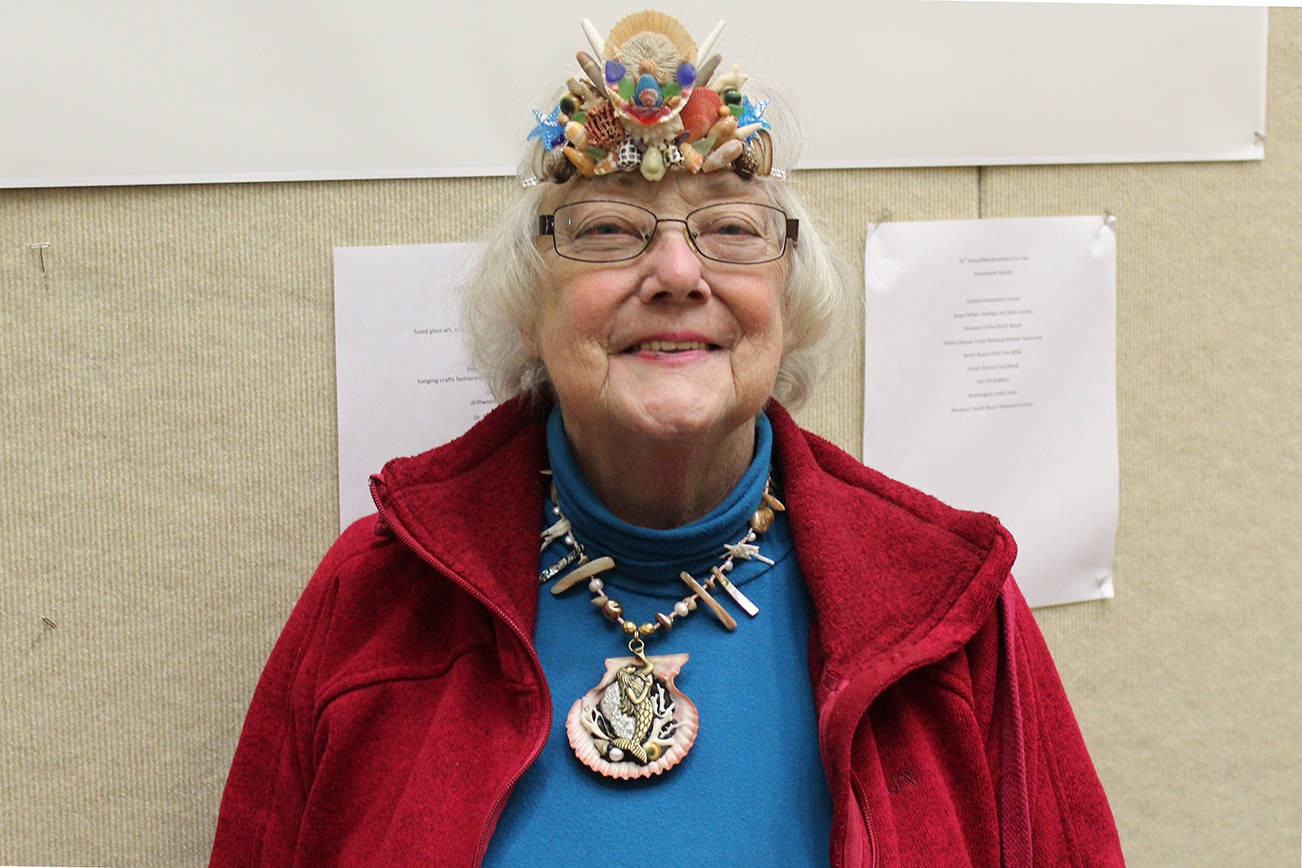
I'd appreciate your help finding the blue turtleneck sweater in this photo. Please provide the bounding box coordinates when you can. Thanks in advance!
[484,409,832,866]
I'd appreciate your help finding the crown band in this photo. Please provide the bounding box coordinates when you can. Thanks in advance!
[528,12,775,184]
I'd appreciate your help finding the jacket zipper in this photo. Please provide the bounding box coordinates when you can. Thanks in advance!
[819,678,878,868]
[369,479,553,868]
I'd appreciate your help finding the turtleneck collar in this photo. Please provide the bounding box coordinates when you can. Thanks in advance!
[545,406,780,591]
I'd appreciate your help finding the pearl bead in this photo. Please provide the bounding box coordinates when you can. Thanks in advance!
[673,601,689,618]
[588,578,604,593]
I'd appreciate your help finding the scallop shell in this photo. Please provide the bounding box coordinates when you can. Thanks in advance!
[680,87,722,142]
[606,10,696,63]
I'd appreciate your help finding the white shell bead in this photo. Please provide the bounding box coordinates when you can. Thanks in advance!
[588,578,604,593]
[674,601,690,617]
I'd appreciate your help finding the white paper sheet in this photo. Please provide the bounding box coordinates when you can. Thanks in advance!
[333,243,497,530]
[863,217,1118,607]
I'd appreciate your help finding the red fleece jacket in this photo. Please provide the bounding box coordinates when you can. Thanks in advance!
[211,399,1123,866]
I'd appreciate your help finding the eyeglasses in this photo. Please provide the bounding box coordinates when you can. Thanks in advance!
[538,200,798,265]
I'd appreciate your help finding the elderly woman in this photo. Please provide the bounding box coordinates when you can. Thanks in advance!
[211,12,1122,867]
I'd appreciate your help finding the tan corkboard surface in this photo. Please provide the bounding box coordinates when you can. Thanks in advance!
[1,13,1299,865]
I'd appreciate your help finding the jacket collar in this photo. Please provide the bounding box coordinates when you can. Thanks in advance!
[371,396,1015,696]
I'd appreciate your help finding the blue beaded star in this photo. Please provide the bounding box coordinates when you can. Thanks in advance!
[527,107,567,149]
[737,97,772,136]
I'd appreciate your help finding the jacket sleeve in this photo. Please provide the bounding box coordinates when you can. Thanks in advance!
[208,526,360,867]
[984,577,1125,866]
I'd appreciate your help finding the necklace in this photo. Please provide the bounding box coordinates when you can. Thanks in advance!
[538,473,786,779]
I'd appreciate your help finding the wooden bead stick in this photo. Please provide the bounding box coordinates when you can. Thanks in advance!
[711,567,759,618]
[551,556,616,595]
[679,571,737,631]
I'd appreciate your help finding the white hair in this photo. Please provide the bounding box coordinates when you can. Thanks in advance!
[459,88,855,411]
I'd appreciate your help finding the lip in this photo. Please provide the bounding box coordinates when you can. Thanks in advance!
[619,331,718,353]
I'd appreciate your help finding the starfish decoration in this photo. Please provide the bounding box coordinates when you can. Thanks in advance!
[737,97,771,135]
[724,541,775,566]
[527,107,567,149]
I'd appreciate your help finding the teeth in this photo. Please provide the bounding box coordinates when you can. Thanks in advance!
[636,340,709,352]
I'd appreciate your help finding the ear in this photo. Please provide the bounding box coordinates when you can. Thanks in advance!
[521,327,539,357]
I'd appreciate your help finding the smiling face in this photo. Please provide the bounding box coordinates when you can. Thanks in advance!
[526,172,789,455]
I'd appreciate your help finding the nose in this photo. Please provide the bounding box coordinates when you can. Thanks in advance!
[637,220,710,304]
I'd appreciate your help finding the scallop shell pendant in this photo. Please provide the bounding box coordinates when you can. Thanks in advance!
[566,649,698,779]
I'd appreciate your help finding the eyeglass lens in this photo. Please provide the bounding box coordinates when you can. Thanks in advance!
[551,200,789,264]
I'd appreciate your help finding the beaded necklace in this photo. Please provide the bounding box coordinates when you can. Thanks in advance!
[538,472,785,779]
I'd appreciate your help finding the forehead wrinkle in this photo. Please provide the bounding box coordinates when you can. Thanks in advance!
[551,172,772,213]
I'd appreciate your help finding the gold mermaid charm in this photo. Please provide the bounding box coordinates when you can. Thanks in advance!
[566,644,698,779]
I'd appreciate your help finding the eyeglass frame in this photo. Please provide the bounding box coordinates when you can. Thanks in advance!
[537,199,799,265]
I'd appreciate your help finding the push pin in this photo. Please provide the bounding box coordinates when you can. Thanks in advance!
[29,242,51,290]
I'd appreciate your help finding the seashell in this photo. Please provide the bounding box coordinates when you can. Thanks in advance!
[563,145,597,178]
[707,114,738,143]
[593,149,619,176]
[583,101,625,149]
[576,51,607,97]
[750,129,773,175]
[581,18,606,59]
[639,145,666,181]
[543,146,576,182]
[696,54,721,87]
[713,64,749,92]
[680,87,722,142]
[634,73,663,108]
[565,652,698,780]
[567,77,602,106]
[530,140,546,180]
[614,31,684,85]
[749,504,775,533]
[616,141,641,172]
[734,123,763,141]
[681,144,703,173]
[663,144,684,170]
[695,20,726,65]
[551,556,616,595]
[702,138,743,173]
[565,120,588,149]
[606,10,696,63]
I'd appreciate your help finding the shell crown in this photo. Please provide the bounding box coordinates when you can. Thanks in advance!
[526,10,775,185]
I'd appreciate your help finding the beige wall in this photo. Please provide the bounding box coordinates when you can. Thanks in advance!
[2,12,1299,865]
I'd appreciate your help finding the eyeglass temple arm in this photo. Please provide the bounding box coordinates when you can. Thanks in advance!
[538,214,555,236]
[786,218,799,243]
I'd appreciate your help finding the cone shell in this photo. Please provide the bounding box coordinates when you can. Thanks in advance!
[606,10,696,63]
[565,121,588,150]
[680,88,722,142]
[707,114,738,143]
[681,144,704,173]
[702,138,742,173]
